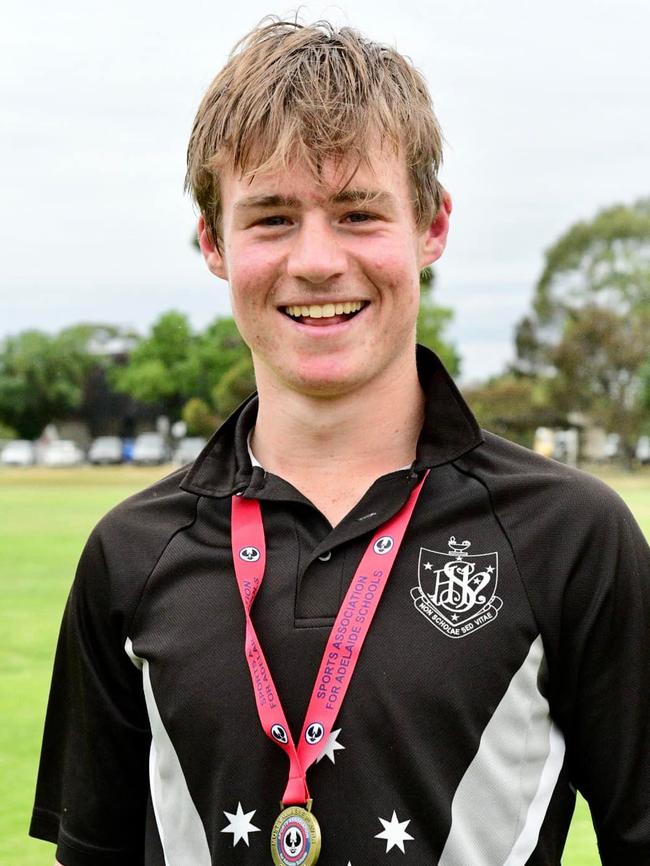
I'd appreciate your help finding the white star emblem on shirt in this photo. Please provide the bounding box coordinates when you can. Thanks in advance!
[423,561,433,570]
[375,810,414,853]
[221,802,260,847]
[316,727,346,764]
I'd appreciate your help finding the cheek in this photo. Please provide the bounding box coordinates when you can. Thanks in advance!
[368,253,420,308]
[228,272,283,354]
[228,261,272,318]
[363,235,419,282]
[228,237,279,287]
[229,264,262,296]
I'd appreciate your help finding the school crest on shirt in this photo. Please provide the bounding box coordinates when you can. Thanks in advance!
[411,536,502,639]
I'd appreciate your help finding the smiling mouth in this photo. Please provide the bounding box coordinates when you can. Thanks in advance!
[282,301,367,323]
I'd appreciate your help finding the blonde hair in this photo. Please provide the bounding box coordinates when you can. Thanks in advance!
[186,18,444,244]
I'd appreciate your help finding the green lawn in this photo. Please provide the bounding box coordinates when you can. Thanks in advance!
[1,463,648,865]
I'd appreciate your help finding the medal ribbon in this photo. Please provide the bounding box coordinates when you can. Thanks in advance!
[231,471,428,806]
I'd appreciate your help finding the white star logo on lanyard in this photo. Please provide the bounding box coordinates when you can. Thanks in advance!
[221,802,261,847]
[316,727,346,764]
[375,810,414,853]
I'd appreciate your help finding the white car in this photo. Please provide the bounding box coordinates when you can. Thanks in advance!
[132,432,169,465]
[1,439,36,466]
[637,436,650,464]
[173,437,207,465]
[42,440,85,467]
[604,433,621,460]
[89,436,123,465]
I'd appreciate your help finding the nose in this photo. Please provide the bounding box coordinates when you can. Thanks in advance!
[286,216,347,284]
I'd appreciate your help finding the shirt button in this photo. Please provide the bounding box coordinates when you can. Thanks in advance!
[318,551,332,562]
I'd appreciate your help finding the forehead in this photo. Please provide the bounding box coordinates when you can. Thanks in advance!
[220,143,412,209]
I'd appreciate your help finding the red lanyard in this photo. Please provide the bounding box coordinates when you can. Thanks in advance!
[231,471,428,806]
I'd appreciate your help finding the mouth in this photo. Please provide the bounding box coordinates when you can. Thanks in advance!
[280,300,368,326]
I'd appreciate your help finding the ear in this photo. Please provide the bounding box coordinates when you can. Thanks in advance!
[419,189,452,268]
[198,214,227,280]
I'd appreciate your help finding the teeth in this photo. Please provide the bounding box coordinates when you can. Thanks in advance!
[284,301,364,318]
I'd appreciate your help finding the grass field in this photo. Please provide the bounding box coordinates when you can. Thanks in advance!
[1,463,648,865]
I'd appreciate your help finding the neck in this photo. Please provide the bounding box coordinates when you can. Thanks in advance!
[250,355,424,507]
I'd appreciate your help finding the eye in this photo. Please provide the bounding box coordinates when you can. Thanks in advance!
[257,215,290,227]
[344,211,376,224]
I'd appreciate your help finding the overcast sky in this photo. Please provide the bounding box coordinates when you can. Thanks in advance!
[2,0,649,382]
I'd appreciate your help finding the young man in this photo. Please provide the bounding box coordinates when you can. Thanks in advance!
[31,20,650,866]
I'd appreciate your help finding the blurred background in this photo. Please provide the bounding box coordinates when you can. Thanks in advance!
[1,1,649,863]
[2,0,649,462]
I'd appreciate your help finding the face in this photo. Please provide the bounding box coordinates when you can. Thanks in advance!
[199,143,451,400]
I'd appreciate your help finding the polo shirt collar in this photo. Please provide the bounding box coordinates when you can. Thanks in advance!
[180,344,483,499]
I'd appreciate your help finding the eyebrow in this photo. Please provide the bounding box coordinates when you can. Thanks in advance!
[233,189,396,210]
[234,194,300,210]
[331,189,395,208]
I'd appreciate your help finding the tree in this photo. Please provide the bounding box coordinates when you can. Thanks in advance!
[462,374,562,448]
[532,198,650,324]
[182,397,218,438]
[211,354,256,418]
[548,305,649,455]
[417,267,461,376]
[109,311,197,417]
[0,328,96,438]
[641,361,650,426]
[0,421,18,440]
[514,197,650,456]
[111,311,253,420]
[194,317,251,402]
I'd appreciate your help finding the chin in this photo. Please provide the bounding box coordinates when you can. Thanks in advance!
[290,374,367,399]
[283,363,365,398]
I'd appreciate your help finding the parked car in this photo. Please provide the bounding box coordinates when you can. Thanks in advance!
[132,432,169,465]
[42,440,85,467]
[88,436,123,465]
[637,436,650,464]
[604,433,620,461]
[1,439,36,466]
[173,437,207,465]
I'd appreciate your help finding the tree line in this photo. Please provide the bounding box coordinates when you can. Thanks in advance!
[0,269,458,441]
[1,197,648,456]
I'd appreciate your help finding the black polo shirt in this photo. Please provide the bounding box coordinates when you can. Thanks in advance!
[31,346,650,865]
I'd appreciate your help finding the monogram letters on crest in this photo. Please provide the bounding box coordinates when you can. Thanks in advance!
[411,536,502,639]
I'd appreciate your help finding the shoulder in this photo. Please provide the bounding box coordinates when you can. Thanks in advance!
[455,431,649,622]
[456,431,649,645]
[455,429,633,534]
[95,464,199,547]
[76,466,200,616]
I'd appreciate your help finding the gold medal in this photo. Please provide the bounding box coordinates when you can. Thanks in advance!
[270,800,321,866]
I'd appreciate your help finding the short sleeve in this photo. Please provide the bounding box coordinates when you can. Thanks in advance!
[29,526,151,866]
